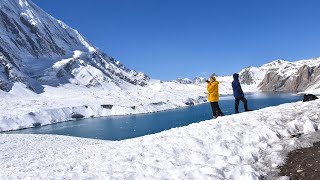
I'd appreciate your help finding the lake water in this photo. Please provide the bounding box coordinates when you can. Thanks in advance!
[8,92,302,141]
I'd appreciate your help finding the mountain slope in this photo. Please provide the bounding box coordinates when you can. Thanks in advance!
[0,0,149,92]
[238,59,320,92]
[258,58,320,91]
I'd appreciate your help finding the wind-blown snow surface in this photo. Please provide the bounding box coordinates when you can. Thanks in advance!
[1,100,320,179]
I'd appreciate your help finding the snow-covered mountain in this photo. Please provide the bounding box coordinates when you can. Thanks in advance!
[239,66,268,85]
[238,59,320,92]
[175,78,193,84]
[0,0,149,92]
[175,77,207,84]
[259,58,320,91]
[238,59,292,86]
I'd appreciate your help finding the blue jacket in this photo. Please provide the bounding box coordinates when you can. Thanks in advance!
[232,73,244,98]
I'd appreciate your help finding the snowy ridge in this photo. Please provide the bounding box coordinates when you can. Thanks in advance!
[175,58,320,91]
[175,77,207,84]
[239,66,267,85]
[237,58,320,92]
[1,100,320,179]
[261,58,320,77]
[258,58,320,91]
[240,59,302,85]
[0,0,149,91]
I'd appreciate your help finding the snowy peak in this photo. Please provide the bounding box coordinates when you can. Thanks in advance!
[175,77,207,84]
[0,0,149,92]
[193,77,207,84]
[237,57,320,92]
[258,58,320,91]
[261,59,289,69]
[175,78,193,84]
[0,0,93,60]
[239,66,266,85]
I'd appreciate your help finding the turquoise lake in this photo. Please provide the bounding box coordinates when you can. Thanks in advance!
[9,92,302,141]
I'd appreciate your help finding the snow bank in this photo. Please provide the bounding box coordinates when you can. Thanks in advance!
[0,79,257,132]
[1,100,320,179]
[299,89,320,97]
[0,82,207,132]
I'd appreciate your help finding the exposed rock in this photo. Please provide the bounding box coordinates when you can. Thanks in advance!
[185,98,195,106]
[239,67,256,85]
[196,96,207,103]
[279,141,320,180]
[303,94,319,102]
[28,112,36,116]
[71,113,85,119]
[259,64,320,92]
[151,102,166,106]
[258,69,290,91]
[32,122,41,127]
[101,105,113,109]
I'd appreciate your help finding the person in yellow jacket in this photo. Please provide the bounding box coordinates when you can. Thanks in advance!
[207,74,224,118]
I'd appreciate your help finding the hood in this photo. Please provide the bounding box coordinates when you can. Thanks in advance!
[233,73,239,80]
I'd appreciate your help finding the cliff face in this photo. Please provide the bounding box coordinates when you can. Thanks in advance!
[0,0,149,92]
[239,66,266,85]
[258,60,320,92]
[236,59,320,92]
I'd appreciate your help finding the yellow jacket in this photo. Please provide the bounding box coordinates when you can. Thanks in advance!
[207,80,219,102]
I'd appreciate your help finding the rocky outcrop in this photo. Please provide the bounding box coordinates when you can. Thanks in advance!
[239,67,256,85]
[303,94,319,102]
[0,52,31,91]
[259,64,320,91]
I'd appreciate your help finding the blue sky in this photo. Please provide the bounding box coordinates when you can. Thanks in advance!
[32,0,320,80]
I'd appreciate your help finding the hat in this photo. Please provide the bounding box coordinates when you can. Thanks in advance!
[210,74,216,82]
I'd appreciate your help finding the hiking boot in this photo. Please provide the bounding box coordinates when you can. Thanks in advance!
[245,109,252,112]
[216,112,224,117]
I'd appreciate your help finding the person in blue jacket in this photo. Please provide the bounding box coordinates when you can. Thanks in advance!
[232,73,251,113]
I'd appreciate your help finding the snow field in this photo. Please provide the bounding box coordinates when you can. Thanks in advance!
[1,100,320,179]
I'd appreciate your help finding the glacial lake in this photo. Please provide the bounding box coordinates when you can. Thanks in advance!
[9,92,302,141]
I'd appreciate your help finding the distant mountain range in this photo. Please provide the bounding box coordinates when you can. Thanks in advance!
[242,59,320,92]
[0,0,149,92]
[174,77,207,84]
[0,0,319,94]
[176,58,320,92]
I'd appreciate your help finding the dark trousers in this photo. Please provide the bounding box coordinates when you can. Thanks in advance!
[210,102,224,117]
[235,96,248,113]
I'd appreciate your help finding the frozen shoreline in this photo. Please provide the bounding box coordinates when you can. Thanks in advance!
[0,78,260,132]
[0,83,205,132]
[1,99,320,179]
